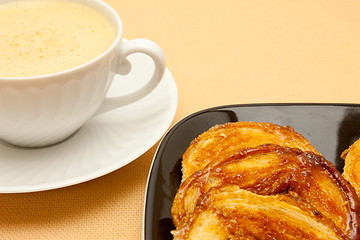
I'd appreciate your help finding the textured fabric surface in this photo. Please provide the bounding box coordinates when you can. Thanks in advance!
[2,0,360,239]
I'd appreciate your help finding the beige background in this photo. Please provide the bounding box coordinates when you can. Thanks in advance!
[1,0,360,239]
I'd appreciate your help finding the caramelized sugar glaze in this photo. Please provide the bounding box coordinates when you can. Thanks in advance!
[181,122,319,180]
[186,186,347,240]
[172,122,360,240]
[342,139,360,197]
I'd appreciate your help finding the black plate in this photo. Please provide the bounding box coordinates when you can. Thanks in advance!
[143,103,360,240]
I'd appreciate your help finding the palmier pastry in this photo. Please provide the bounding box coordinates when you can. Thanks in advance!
[172,144,360,239]
[176,185,347,240]
[342,138,360,196]
[181,121,319,180]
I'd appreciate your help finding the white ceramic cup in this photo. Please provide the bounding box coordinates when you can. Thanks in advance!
[0,0,166,147]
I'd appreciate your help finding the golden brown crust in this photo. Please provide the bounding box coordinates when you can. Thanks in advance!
[172,144,360,239]
[181,121,319,181]
[342,138,360,197]
[173,185,347,240]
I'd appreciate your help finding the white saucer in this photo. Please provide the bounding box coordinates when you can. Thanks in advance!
[0,53,178,193]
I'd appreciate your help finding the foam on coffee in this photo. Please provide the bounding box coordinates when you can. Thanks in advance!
[0,0,117,78]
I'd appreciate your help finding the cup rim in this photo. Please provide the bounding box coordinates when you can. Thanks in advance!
[0,0,122,81]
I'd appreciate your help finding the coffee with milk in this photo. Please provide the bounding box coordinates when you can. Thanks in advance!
[0,0,117,77]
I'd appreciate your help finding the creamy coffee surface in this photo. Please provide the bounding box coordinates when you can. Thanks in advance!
[0,0,117,77]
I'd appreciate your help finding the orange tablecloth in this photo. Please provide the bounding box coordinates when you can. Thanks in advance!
[2,0,360,239]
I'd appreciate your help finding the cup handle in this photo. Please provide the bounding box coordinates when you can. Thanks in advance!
[94,38,166,115]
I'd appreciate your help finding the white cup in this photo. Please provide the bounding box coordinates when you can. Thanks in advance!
[0,0,166,147]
